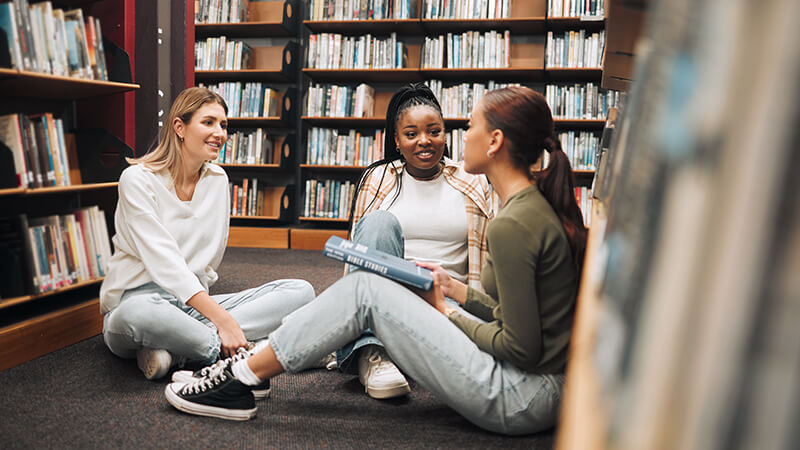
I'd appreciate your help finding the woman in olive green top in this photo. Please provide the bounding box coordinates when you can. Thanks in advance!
[164,87,588,435]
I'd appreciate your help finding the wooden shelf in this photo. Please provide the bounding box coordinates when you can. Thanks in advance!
[218,163,282,169]
[195,69,294,82]
[227,117,289,128]
[574,170,596,175]
[300,164,368,171]
[547,16,606,32]
[303,68,422,83]
[230,215,281,220]
[0,182,119,197]
[303,19,423,34]
[421,67,546,81]
[546,67,603,81]
[421,17,547,33]
[298,216,350,223]
[290,228,349,250]
[302,116,385,128]
[0,68,139,100]
[195,22,293,37]
[0,278,104,310]
[554,119,607,128]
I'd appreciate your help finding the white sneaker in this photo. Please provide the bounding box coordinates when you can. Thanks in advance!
[137,347,178,380]
[357,346,410,399]
[171,348,271,400]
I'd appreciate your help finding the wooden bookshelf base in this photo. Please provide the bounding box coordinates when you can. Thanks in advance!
[227,227,289,248]
[290,228,348,250]
[0,298,103,371]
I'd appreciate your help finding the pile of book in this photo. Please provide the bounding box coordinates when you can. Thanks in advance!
[195,0,248,24]
[308,0,416,20]
[229,178,269,217]
[426,80,518,117]
[307,127,385,167]
[421,30,511,69]
[545,30,606,68]
[0,207,111,298]
[215,129,273,165]
[546,83,620,120]
[199,82,280,118]
[195,37,252,71]
[0,113,73,189]
[307,33,407,69]
[303,178,354,220]
[305,83,375,118]
[422,0,512,19]
[0,1,108,80]
[547,0,605,18]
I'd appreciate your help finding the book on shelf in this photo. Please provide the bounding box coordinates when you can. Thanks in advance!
[422,30,510,69]
[307,32,406,69]
[0,112,73,189]
[0,2,23,70]
[309,0,417,20]
[200,82,278,118]
[547,0,605,18]
[196,37,252,71]
[303,178,354,220]
[423,0,512,19]
[323,235,434,291]
[306,127,384,167]
[545,29,605,69]
[216,128,273,165]
[195,0,248,24]
[546,83,620,120]
[305,82,375,118]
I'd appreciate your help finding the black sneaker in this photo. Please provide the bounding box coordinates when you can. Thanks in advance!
[171,348,271,400]
[165,366,257,421]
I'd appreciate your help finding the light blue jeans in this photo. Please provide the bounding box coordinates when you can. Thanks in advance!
[103,279,315,365]
[271,212,564,435]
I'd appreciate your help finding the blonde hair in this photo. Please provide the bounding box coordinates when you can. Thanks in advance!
[127,87,228,180]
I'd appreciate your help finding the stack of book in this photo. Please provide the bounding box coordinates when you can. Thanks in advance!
[199,82,280,118]
[0,113,73,189]
[545,30,605,68]
[303,178,354,220]
[195,37,252,71]
[308,0,416,20]
[0,207,111,298]
[195,0,248,24]
[0,1,108,80]
[546,83,620,120]
[215,129,273,165]
[307,33,407,69]
[423,0,512,19]
[229,178,269,217]
[421,30,511,69]
[547,0,605,18]
[305,83,375,118]
[306,127,384,167]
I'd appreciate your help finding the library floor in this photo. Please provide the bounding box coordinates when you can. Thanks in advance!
[0,248,555,449]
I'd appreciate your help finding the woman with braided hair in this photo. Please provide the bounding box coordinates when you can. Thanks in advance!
[165,86,585,435]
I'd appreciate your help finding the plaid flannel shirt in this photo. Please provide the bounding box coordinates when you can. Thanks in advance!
[350,158,494,290]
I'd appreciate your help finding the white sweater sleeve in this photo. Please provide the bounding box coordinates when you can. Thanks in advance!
[115,170,206,303]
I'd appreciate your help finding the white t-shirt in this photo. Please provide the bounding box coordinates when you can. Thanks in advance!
[379,170,469,282]
[99,163,230,314]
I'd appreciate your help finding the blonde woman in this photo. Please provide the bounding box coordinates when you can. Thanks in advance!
[100,87,314,386]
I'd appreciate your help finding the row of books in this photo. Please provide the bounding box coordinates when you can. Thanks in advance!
[309,0,416,20]
[447,129,466,161]
[305,83,376,118]
[195,0,247,24]
[540,130,599,170]
[0,1,107,80]
[574,186,592,226]
[229,178,269,217]
[426,80,518,118]
[545,83,620,120]
[195,37,251,71]
[547,0,605,18]
[213,129,274,165]
[0,113,73,189]
[421,30,511,69]
[422,0,512,19]
[199,82,281,118]
[0,207,110,298]
[545,30,605,69]
[307,127,386,167]
[307,32,407,69]
[303,178,355,220]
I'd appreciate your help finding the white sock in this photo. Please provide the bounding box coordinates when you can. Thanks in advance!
[250,338,270,354]
[232,359,262,386]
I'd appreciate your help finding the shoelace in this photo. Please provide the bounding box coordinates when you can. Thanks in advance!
[194,347,251,378]
[181,362,229,395]
[369,353,397,376]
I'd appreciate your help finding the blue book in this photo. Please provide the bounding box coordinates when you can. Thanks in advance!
[323,235,434,290]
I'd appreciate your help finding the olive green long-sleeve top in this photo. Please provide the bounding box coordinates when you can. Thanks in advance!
[449,184,578,374]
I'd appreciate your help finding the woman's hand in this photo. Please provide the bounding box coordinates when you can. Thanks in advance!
[415,261,468,305]
[215,317,249,358]
[415,271,449,315]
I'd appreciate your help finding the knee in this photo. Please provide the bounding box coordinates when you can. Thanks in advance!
[355,210,402,237]
[105,295,161,333]
[285,279,316,306]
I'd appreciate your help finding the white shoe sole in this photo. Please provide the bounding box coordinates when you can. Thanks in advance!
[172,370,271,400]
[365,382,411,399]
[164,384,257,421]
[137,348,171,380]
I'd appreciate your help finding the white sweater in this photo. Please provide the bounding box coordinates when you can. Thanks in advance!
[99,163,230,314]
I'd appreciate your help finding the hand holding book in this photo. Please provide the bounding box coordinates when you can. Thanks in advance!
[415,261,468,305]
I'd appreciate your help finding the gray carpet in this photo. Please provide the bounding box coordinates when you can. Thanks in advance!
[0,248,556,449]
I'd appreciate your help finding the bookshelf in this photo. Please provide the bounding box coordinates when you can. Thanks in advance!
[192,0,300,248]
[0,0,138,371]
[295,0,609,248]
